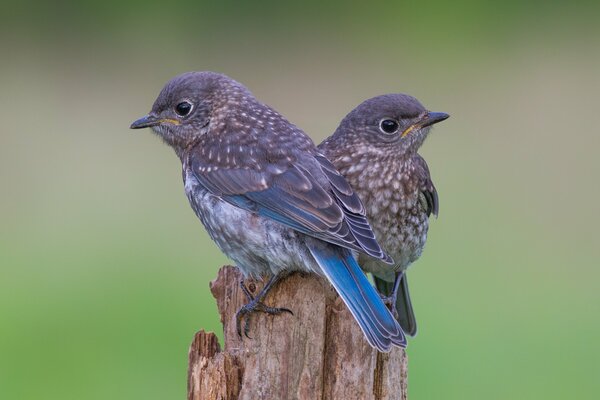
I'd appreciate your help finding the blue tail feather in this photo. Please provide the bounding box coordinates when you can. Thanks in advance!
[306,243,407,352]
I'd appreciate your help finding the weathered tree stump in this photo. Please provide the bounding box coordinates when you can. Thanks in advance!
[187,266,408,400]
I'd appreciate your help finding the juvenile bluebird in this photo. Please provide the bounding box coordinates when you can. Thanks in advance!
[318,94,448,336]
[130,72,406,351]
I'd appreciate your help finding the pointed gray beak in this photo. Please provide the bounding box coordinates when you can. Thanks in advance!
[401,111,450,137]
[130,114,161,129]
[419,111,449,128]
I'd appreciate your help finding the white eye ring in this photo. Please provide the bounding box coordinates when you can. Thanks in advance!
[379,118,400,134]
[175,100,193,117]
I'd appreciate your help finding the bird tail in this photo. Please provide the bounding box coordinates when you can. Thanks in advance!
[306,242,407,352]
[374,274,417,337]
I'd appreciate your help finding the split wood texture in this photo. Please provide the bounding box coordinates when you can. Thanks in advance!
[187,266,408,400]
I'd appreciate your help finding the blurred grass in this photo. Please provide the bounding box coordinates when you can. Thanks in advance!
[1,1,599,399]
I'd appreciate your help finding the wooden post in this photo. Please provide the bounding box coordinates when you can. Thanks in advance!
[187,266,408,400]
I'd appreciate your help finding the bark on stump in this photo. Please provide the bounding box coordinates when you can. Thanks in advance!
[188,266,408,400]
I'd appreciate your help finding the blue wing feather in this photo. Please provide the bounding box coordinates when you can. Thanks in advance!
[306,242,407,351]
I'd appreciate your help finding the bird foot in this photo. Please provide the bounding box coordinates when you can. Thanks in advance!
[235,279,293,339]
[235,299,293,339]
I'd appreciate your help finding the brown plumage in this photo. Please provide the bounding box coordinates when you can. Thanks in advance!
[131,72,406,351]
[319,93,449,336]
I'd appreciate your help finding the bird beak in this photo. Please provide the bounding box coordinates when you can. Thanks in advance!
[130,115,181,129]
[401,111,450,137]
[130,114,161,129]
[420,111,450,128]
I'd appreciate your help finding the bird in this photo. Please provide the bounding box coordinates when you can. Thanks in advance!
[318,94,449,337]
[130,72,407,351]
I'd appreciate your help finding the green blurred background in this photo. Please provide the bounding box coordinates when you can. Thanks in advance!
[1,1,599,398]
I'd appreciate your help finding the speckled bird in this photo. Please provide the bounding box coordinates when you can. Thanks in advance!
[130,72,407,351]
[318,94,449,336]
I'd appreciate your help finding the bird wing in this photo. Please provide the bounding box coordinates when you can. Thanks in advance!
[413,155,439,217]
[306,242,406,351]
[187,141,391,263]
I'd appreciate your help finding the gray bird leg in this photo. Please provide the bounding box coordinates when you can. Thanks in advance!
[236,272,293,338]
[381,271,403,319]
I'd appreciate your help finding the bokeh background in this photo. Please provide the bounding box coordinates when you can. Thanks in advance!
[1,1,599,399]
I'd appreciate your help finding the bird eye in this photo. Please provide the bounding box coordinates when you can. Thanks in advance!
[379,119,399,134]
[175,101,193,117]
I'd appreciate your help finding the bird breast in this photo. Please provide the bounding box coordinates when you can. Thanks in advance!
[337,157,430,277]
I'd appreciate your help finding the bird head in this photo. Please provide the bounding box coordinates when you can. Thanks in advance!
[332,94,449,156]
[130,71,246,152]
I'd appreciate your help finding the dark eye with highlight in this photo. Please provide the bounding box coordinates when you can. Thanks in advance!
[175,101,192,116]
[379,119,399,134]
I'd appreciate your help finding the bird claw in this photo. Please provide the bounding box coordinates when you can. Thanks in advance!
[235,279,293,339]
[235,299,293,339]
